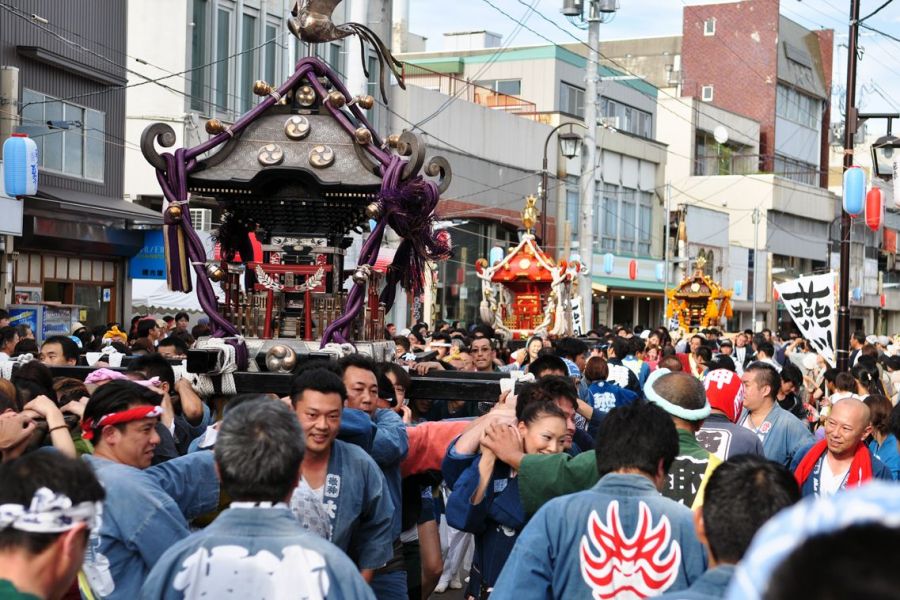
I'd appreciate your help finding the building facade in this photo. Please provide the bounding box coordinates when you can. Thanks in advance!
[0,0,160,330]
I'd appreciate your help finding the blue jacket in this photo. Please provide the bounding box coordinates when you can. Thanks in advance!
[295,439,394,570]
[581,379,639,414]
[140,506,375,600]
[868,433,900,480]
[82,452,220,600]
[789,442,893,497]
[445,455,525,595]
[658,564,735,599]
[697,413,765,461]
[367,408,409,541]
[737,403,813,467]
[491,473,707,599]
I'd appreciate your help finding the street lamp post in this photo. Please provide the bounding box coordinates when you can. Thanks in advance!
[866,114,900,179]
[540,123,586,243]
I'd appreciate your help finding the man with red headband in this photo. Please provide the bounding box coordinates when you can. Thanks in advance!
[790,398,891,497]
[696,369,764,460]
[80,380,219,600]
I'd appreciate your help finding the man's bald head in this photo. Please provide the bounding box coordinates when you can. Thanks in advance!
[825,398,872,459]
[652,372,707,414]
[830,398,870,430]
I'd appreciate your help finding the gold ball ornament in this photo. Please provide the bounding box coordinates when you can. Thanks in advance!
[166,205,183,221]
[356,95,375,109]
[205,118,226,134]
[354,127,373,145]
[365,202,382,219]
[386,134,401,148]
[253,80,274,96]
[327,91,347,108]
[296,85,316,107]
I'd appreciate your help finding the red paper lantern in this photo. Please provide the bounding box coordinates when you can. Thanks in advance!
[628,259,637,281]
[881,293,887,308]
[866,188,883,232]
[774,288,780,301]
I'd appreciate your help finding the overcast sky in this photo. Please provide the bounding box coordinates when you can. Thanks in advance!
[409,0,900,132]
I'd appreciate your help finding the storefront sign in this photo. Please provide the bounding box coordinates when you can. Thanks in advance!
[0,163,23,236]
[129,229,166,279]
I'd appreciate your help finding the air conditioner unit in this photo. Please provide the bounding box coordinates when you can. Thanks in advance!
[190,208,212,232]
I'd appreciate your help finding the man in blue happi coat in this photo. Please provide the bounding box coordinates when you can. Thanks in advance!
[79,380,221,600]
[141,398,373,600]
[339,354,409,600]
[490,402,707,599]
[737,363,813,467]
[289,368,395,583]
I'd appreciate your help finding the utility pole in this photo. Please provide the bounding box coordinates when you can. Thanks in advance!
[837,0,861,372]
[663,182,670,324]
[751,207,759,331]
[578,0,602,332]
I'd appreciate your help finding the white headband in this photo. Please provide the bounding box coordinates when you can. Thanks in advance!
[0,487,100,534]
[644,368,712,421]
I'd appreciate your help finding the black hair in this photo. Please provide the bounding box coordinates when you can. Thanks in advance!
[11,361,58,408]
[594,402,679,478]
[41,336,79,363]
[555,337,588,361]
[889,402,900,441]
[471,324,495,340]
[695,345,713,363]
[703,455,799,564]
[175,312,190,322]
[337,353,377,377]
[765,524,900,600]
[127,353,176,389]
[745,362,781,400]
[851,330,867,345]
[629,337,646,354]
[12,338,39,357]
[518,399,566,427]
[611,336,630,360]
[756,340,775,358]
[162,315,174,323]
[823,367,841,384]
[0,452,105,554]
[0,326,17,349]
[378,362,411,392]
[289,367,347,405]
[780,362,802,389]
[14,324,32,339]
[393,336,411,353]
[136,319,158,339]
[157,336,189,355]
[82,380,162,443]
[851,363,886,396]
[191,324,210,339]
[515,375,578,420]
[527,354,568,378]
[707,355,736,373]
[834,372,858,393]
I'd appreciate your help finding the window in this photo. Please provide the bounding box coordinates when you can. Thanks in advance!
[476,79,522,96]
[215,8,232,112]
[774,154,817,186]
[639,192,652,256]
[704,18,716,36]
[240,13,257,113]
[566,183,579,242]
[602,183,618,250]
[265,24,278,84]
[620,189,636,254]
[20,89,105,182]
[776,84,819,129]
[600,97,653,138]
[560,82,585,118]
[190,0,208,111]
[701,85,714,102]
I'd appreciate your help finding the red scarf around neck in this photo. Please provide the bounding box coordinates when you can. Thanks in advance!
[794,439,873,488]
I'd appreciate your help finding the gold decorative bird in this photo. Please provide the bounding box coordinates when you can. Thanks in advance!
[288,0,405,103]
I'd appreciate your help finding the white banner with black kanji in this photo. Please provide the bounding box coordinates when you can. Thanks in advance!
[774,273,836,367]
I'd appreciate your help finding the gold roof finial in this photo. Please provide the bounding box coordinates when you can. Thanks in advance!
[522,194,539,232]
[695,255,707,272]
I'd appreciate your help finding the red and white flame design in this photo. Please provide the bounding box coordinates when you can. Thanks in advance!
[579,500,681,599]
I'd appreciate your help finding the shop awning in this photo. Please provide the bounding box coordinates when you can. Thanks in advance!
[591,281,608,293]
[27,185,162,224]
[593,276,667,292]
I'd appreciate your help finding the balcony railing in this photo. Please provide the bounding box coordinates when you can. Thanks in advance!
[401,63,539,120]
[693,153,820,186]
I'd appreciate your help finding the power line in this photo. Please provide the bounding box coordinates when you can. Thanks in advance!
[861,0,895,22]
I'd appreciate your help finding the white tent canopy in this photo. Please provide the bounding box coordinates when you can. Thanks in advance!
[131,263,228,313]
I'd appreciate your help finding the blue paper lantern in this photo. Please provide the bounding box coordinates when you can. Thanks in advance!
[733,280,743,296]
[852,287,862,302]
[842,166,866,216]
[2,133,39,197]
[569,252,582,264]
[655,262,665,282]
[603,253,615,275]
[489,246,505,266]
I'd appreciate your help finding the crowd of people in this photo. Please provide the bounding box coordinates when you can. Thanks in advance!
[1,306,899,599]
